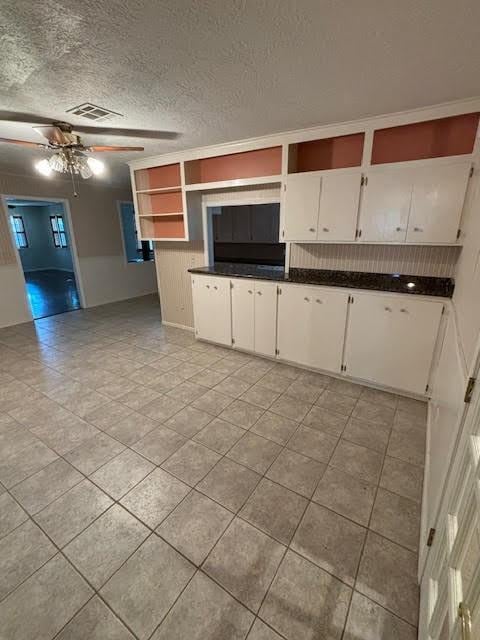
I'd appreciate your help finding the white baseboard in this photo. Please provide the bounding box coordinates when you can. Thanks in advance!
[162,320,194,332]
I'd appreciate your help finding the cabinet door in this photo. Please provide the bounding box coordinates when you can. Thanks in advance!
[231,279,254,351]
[283,174,321,241]
[213,209,233,242]
[192,276,232,346]
[231,205,251,242]
[317,172,361,242]
[407,163,470,243]
[277,285,348,373]
[254,281,277,357]
[344,293,442,394]
[360,170,412,242]
[250,204,280,242]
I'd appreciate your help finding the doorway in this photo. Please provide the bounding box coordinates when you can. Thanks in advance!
[5,197,81,319]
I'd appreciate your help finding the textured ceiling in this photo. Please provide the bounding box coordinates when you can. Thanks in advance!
[1,0,480,186]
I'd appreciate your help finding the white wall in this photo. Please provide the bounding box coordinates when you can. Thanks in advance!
[0,264,31,328]
[80,256,157,307]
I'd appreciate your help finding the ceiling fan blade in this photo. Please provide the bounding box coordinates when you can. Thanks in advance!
[0,111,57,125]
[0,137,45,148]
[73,125,178,140]
[33,126,72,145]
[88,145,145,152]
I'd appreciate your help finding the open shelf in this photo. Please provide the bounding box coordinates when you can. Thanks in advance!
[136,186,181,194]
[288,133,365,173]
[139,214,185,240]
[371,113,479,164]
[134,163,181,190]
[184,147,282,185]
[136,190,183,216]
[184,174,282,192]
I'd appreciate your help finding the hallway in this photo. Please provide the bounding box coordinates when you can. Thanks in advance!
[24,269,80,319]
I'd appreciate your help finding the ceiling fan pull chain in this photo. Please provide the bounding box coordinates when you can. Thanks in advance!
[69,166,78,197]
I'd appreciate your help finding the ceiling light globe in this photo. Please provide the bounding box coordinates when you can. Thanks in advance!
[35,158,53,177]
[87,157,105,175]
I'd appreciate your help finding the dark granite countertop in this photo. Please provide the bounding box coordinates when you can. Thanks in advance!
[188,262,454,298]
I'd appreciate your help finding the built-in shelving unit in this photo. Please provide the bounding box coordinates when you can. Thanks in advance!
[288,133,365,173]
[184,147,282,187]
[371,113,479,164]
[133,162,188,241]
[128,101,480,245]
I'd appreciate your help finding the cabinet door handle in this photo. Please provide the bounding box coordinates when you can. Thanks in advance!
[315,299,322,304]
[206,285,210,289]
[248,290,253,294]
[214,286,218,290]
[322,227,329,232]
[384,306,392,312]
[400,308,407,313]
[304,297,310,302]
[413,227,423,232]
[257,291,262,296]
[396,227,403,232]
[309,228,316,233]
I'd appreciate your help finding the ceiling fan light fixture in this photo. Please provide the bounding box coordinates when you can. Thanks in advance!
[48,152,67,173]
[86,156,105,175]
[35,158,53,177]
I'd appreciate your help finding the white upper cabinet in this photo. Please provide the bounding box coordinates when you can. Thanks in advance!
[359,169,412,242]
[283,173,321,241]
[359,161,470,244]
[406,162,470,244]
[317,172,362,242]
[284,171,361,242]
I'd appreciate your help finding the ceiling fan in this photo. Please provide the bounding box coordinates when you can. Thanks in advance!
[0,111,178,195]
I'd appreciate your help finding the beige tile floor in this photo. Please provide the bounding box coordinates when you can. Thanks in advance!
[0,294,425,639]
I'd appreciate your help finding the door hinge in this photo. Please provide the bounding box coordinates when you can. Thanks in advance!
[357,229,362,238]
[230,281,234,289]
[456,228,461,240]
[348,295,354,304]
[277,287,282,295]
[341,364,347,372]
[282,230,285,238]
[427,527,436,547]
[360,175,368,186]
[275,348,280,356]
[283,183,286,191]
[469,166,474,178]
[231,338,235,345]
[425,383,429,393]
[464,377,476,403]
[441,305,446,315]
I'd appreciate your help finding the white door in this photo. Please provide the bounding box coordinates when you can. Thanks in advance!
[317,171,362,242]
[191,276,231,346]
[254,281,277,357]
[359,169,412,242]
[407,163,471,244]
[283,173,321,241]
[277,284,348,373]
[231,278,255,351]
[419,365,480,640]
[344,293,443,394]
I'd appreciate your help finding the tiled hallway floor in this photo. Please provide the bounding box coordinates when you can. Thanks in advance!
[0,294,424,640]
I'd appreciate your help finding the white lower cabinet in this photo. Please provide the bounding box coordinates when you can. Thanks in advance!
[253,281,278,357]
[191,275,231,346]
[277,284,349,373]
[231,279,255,351]
[343,292,443,394]
[231,278,277,357]
[192,275,444,396]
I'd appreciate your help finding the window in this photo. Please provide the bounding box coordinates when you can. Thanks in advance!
[10,216,28,248]
[50,215,68,248]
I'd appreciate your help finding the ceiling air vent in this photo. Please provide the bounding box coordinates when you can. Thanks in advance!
[66,103,123,122]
